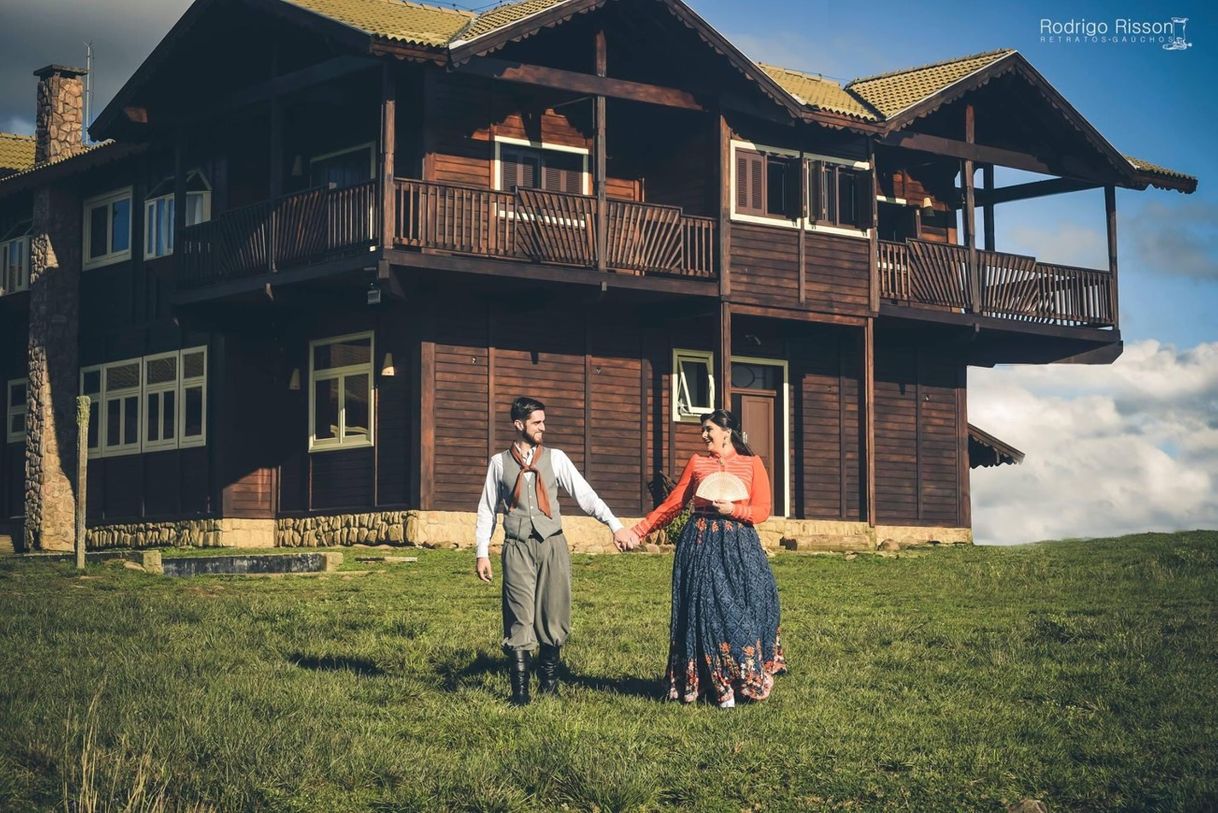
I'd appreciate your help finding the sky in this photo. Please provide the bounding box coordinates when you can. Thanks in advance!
[1,0,1215,543]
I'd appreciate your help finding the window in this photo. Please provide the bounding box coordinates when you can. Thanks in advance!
[81,345,207,458]
[309,332,374,451]
[809,160,872,230]
[735,148,800,220]
[310,144,374,189]
[83,188,133,269]
[1,221,31,296]
[496,142,588,195]
[672,349,715,422]
[144,171,211,258]
[6,379,26,444]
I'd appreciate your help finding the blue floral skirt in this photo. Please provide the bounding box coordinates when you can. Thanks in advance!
[665,514,786,704]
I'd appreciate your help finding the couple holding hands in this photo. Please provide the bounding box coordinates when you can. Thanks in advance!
[474,396,786,707]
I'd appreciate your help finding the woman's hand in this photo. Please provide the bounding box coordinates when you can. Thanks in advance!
[712,500,735,516]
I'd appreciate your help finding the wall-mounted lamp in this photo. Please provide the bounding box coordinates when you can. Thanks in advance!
[288,368,301,391]
[381,352,396,377]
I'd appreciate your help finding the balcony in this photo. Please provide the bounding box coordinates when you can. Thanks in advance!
[175,178,716,292]
[878,239,1115,329]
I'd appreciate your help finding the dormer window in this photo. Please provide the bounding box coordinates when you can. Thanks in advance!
[144,170,211,259]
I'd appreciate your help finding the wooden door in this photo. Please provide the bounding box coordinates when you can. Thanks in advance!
[734,390,777,502]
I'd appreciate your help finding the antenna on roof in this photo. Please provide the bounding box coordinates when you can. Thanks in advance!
[83,41,93,145]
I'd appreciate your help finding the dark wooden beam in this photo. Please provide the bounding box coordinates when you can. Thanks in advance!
[881,131,1058,176]
[717,300,731,411]
[718,112,731,299]
[974,176,1099,206]
[868,142,879,313]
[878,302,1120,343]
[956,363,970,529]
[863,319,876,527]
[1105,185,1119,330]
[728,303,866,327]
[962,104,980,314]
[594,30,608,274]
[798,151,807,304]
[453,56,706,112]
[982,164,995,252]
[379,62,396,251]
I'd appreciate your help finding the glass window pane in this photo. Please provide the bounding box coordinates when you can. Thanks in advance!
[343,373,369,439]
[680,359,709,409]
[146,393,160,442]
[146,356,176,385]
[10,415,22,437]
[163,390,176,439]
[82,370,101,396]
[164,198,175,253]
[106,398,121,446]
[87,402,98,449]
[313,378,338,441]
[314,336,370,371]
[111,198,130,253]
[183,386,203,438]
[106,362,139,391]
[838,170,856,227]
[182,350,205,379]
[146,202,156,255]
[89,205,108,258]
[8,383,24,408]
[185,193,205,226]
[766,158,787,215]
[123,395,138,444]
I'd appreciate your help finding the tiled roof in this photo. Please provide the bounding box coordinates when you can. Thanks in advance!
[281,0,472,46]
[757,63,878,121]
[0,133,37,173]
[0,140,131,189]
[847,49,1015,118]
[454,0,574,43]
[1126,155,1194,182]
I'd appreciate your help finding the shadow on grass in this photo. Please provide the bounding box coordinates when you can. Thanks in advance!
[434,650,659,699]
[288,653,385,677]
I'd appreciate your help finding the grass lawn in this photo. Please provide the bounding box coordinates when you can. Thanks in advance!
[1,531,1216,812]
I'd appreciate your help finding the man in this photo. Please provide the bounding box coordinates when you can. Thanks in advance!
[475,396,637,705]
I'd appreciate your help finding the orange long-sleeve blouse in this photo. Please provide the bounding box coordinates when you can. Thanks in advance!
[632,451,772,538]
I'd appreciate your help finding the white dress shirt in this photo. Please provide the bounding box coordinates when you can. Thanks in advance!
[474,445,623,557]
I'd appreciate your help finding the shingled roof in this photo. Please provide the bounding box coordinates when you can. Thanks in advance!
[757,63,878,121]
[0,133,37,175]
[847,49,1015,119]
[1126,155,1198,193]
[453,0,574,43]
[280,0,472,46]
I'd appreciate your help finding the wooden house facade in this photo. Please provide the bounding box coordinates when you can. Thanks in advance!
[0,0,1196,552]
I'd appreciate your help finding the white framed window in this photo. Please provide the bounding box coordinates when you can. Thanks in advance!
[144,171,212,259]
[178,346,207,449]
[672,349,715,423]
[142,352,178,451]
[80,366,102,457]
[309,143,375,189]
[83,188,133,269]
[309,332,374,452]
[0,228,31,296]
[102,358,141,455]
[493,136,590,195]
[6,379,26,444]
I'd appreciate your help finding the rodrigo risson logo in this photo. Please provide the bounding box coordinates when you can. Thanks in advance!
[1039,16,1193,49]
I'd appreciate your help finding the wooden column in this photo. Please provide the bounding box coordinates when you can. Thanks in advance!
[963,104,979,313]
[1105,185,1119,328]
[982,163,995,251]
[418,307,435,510]
[718,111,731,297]
[594,30,608,273]
[379,61,396,253]
[863,319,876,526]
[868,141,880,313]
[717,300,731,411]
[797,151,807,304]
[956,362,970,530]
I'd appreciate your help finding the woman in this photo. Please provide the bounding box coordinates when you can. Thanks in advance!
[631,409,786,707]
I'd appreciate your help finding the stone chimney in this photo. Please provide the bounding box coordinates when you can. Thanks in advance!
[33,65,87,165]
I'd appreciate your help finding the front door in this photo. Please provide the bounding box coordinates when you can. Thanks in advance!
[731,361,783,509]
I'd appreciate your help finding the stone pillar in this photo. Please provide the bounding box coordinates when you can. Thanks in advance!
[24,66,87,552]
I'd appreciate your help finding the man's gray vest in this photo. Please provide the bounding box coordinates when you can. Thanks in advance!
[500,446,564,541]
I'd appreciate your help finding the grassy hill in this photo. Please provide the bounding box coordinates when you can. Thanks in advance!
[1,531,1215,811]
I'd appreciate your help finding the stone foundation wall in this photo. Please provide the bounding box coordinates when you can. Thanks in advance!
[87,518,275,549]
[277,512,408,547]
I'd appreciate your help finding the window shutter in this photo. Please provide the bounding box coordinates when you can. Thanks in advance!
[736,154,749,210]
[501,149,519,191]
[735,150,764,215]
[854,170,875,228]
[783,159,802,220]
[750,156,763,212]
[808,161,823,223]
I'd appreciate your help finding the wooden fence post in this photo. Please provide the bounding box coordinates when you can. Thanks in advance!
[75,396,89,570]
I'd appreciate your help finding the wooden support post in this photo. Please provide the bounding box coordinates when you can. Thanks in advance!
[594,30,608,273]
[868,141,880,313]
[75,396,89,569]
[982,164,995,251]
[863,319,876,527]
[798,151,806,304]
[963,104,979,313]
[718,111,731,297]
[956,363,970,530]
[380,61,396,252]
[717,300,732,411]
[419,334,435,510]
[1105,185,1119,328]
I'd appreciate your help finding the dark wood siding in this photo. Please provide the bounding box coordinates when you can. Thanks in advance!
[730,224,871,318]
[431,310,489,512]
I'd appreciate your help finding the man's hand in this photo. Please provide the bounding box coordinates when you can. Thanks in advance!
[476,557,494,582]
[613,527,639,551]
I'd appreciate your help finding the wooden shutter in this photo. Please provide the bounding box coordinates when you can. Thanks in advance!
[541,151,582,195]
[735,150,764,215]
[853,170,875,228]
[783,159,802,219]
[501,149,519,190]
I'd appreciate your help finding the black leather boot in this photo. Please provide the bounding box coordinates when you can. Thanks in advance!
[537,644,561,696]
[509,650,531,706]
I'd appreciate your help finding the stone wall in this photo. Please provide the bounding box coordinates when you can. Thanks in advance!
[33,65,86,164]
[277,512,409,547]
[87,518,276,549]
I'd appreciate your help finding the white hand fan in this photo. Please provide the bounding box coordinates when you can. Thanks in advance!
[695,471,749,502]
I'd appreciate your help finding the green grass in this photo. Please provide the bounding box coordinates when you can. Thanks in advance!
[1,531,1216,812]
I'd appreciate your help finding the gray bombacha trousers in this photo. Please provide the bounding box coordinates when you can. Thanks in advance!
[501,532,571,652]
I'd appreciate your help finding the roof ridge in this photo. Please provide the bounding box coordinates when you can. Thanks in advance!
[847,48,1015,87]
[0,132,36,141]
[757,62,842,88]
[395,0,475,19]
[452,0,575,44]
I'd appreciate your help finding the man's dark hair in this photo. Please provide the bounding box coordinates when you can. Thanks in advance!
[511,396,545,423]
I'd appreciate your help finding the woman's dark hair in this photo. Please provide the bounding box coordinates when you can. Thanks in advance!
[511,396,545,422]
[700,409,755,456]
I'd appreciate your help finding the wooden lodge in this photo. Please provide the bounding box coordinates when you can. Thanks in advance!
[0,0,1196,552]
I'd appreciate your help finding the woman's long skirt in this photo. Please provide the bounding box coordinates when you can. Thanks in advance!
[665,514,786,704]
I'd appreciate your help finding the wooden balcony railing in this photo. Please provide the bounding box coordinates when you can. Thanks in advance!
[878,239,1114,328]
[178,180,377,288]
[393,179,716,278]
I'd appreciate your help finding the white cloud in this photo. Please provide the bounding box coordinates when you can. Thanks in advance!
[1127,200,1218,280]
[970,340,1218,544]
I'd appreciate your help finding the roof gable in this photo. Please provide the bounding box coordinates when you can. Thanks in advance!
[758,63,878,121]
[847,49,1014,120]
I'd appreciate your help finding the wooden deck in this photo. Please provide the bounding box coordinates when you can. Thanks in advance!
[878,239,1115,328]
